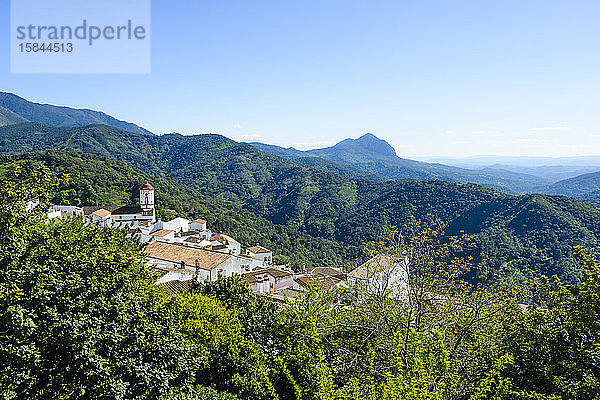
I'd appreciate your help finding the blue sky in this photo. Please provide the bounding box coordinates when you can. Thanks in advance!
[2,0,600,157]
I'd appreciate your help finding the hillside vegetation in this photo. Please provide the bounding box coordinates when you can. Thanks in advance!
[0,92,153,135]
[0,151,363,269]
[251,133,551,193]
[1,123,600,281]
[3,171,600,399]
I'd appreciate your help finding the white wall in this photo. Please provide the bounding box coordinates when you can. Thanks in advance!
[154,231,176,242]
[248,251,273,266]
[53,205,84,216]
[209,257,244,281]
[190,221,207,231]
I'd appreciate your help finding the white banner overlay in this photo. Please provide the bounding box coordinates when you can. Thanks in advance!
[11,0,151,74]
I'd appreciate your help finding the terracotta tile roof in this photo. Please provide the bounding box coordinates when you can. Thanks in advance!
[192,219,206,224]
[82,205,119,216]
[309,267,347,280]
[156,279,191,294]
[92,208,111,218]
[244,267,292,280]
[247,245,271,254]
[140,182,154,190]
[152,229,174,237]
[267,288,305,303]
[145,242,231,271]
[295,276,336,290]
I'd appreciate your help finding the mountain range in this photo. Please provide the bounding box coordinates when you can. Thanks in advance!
[3,91,599,197]
[0,92,153,135]
[2,92,600,281]
[1,121,600,281]
[419,155,600,181]
[250,135,600,198]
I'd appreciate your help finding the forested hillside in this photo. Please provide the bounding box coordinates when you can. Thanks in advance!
[543,170,600,197]
[1,123,600,281]
[0,151,363,269]
[4,168,600,399]
[251,133,550,193]
[0,92,153,135]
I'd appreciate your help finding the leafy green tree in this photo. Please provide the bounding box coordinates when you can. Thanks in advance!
[198,277,337,400]
[176,292,277,400]
[0,166,198,399]
[307,218,512,399]
[498,246,600,399]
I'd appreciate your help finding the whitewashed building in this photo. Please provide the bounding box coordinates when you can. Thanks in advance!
[53,205,84,216]
[24,197,41,212]
[151,229,176,242]
[90,208,112,227]
[145,241,251,283]
[347,254,409,296]
[241,267,294,294]
[246,245,273,267]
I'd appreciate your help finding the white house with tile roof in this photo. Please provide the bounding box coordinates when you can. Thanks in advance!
[242,267,294,294]
[144,241,253,283]
[347,254,409,295]
[190,219,207,231]
[90,208,112,226]
[246,245,273,266]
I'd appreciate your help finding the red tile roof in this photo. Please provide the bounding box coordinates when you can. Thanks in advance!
[92,208,111,218]
[152,229,174,237]
[295,276,336,290]
[247,245,271,254]
[145,242,231,271]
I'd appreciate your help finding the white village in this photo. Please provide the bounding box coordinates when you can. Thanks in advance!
[26,182,407,301]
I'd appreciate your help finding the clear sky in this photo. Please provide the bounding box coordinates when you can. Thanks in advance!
[2,0,600,157]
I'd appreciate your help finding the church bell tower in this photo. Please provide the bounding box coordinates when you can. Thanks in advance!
[139,182,155,210]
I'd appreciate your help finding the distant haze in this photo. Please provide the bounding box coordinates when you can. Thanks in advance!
[417,155,600,168]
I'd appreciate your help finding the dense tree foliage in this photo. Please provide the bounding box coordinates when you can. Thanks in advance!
[0,167,195,399]
[2,168,600,399]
